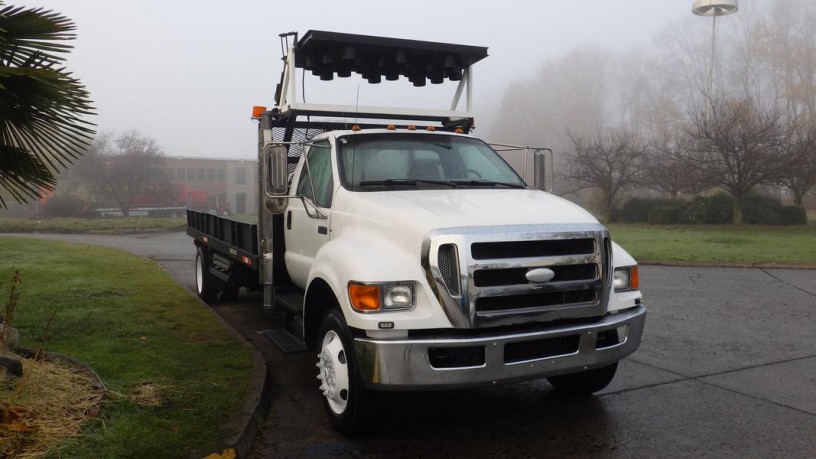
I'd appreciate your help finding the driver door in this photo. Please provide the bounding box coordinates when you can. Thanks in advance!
[284,140,334,288]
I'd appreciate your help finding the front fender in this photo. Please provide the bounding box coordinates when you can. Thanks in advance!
[609,240,643,313]
[306,232,453,331]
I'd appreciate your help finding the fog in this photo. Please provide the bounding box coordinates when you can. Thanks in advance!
[22,0,692,159]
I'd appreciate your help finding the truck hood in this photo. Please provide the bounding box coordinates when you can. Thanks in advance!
[331,188,600,242]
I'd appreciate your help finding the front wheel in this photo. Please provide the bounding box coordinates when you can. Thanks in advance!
[316,310,384,435]
[547,329,619,395]
[195,246,219,302]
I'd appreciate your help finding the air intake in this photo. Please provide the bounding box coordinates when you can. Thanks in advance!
[438,244,461,297]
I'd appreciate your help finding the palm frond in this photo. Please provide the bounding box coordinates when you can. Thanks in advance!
[0,3,76,67]
[0,144,56,207]
[0,2,95,208]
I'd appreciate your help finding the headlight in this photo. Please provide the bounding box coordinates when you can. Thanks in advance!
[613,266,639,291]
[348,282,415,312]
[383,284,413,309]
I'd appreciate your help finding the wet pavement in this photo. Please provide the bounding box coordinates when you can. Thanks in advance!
[8,232,816,458]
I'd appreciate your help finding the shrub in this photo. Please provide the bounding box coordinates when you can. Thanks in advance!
[689,193,732,224]
[743,193,782,225]
[778,205,807,225]
[686,193,805,225]
[649,203,690,224]
[619,198,677,223]
[43,194,91,218]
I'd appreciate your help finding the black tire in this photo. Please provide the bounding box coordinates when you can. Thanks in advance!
[316,309,384,435]
[547,329,619,395]
[546,362,618,396]
[195,246,219,302]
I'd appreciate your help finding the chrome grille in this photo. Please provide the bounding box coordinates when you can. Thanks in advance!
[423,224,611,329]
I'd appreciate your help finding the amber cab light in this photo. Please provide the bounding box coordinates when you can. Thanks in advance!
[251,106,266,118]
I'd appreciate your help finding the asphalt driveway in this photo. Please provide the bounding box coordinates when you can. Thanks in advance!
[8,232,816,458]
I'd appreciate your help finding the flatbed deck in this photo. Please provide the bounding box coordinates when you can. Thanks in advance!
[186,210,260,270]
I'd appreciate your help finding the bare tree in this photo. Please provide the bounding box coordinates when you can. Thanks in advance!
[488,48,612,194]
[763,0,816,119]
[777,122,816,205]
[644,133,706,199]
[74,130,165,216]
[683,99,789,224]
[563,129,647,222]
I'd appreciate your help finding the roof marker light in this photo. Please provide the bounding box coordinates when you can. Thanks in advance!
[426,126,436,132]
[251,106,266,118]
[454,127,464,134]
[351,124,362,131]
[407,124,416,131]
[387,124,396,131]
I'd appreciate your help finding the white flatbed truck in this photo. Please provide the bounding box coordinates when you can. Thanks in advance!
[187,30,646,434]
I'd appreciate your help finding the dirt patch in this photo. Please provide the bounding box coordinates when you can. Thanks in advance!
[0,350,106,459]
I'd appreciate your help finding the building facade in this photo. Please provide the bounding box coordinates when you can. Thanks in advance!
[162,157,258,216]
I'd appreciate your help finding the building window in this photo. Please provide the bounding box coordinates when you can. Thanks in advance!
[207,169,216,181]
[217,169,225,181]
[236,193,246,214]
[236,167,247,185]
[176,168,186,180]
[187,168,196,181]
[198,168,206,180]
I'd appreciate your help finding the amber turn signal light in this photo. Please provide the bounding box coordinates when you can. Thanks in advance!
[349,283,381,312]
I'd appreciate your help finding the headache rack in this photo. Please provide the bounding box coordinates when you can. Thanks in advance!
[255,30,489,142]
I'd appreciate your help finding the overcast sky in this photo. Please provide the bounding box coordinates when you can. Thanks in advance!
[23,0,697,159]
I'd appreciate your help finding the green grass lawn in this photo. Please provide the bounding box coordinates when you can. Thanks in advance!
[0,216,187,233]
[608,224,816,267]
[0,237,253,458]
[3,216,815,267]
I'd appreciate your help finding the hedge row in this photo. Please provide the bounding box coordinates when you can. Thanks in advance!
[619,194,807,225]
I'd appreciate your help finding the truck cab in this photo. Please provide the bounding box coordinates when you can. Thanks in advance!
[188,30,645,434]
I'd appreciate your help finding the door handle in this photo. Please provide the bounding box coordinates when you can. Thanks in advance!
[318,226,328,235]
[286,211,292,230]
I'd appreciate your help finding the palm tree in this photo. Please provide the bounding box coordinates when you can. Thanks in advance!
[0,2,94,208]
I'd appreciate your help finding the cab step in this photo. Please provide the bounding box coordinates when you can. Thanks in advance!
[261,328,309,354]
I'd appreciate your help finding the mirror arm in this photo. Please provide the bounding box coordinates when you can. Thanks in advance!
[299,196,328,219]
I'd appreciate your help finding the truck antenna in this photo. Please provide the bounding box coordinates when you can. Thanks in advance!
[354,85,360,125]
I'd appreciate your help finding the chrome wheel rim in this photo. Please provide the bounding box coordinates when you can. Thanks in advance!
[317,330,350,414]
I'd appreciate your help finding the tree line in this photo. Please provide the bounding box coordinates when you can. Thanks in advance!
[3,1,815,225]
[489,0,816,224]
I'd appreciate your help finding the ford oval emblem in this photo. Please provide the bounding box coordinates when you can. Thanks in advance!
[526,268,556,283]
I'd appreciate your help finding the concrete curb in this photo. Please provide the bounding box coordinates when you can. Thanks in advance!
[196,298,272,459]
[223,345,271,459]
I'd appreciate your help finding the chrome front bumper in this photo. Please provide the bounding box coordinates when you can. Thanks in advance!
[354,305,646,390]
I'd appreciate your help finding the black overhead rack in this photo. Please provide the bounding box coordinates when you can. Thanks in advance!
[266,30,489,139]
[294,30,488,86]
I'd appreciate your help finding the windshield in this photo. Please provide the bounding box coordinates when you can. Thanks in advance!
[337,133,527,191]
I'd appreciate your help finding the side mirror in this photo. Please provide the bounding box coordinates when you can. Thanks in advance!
[263,144,289,214]
[264,144,288,195]
[533,149,552,192]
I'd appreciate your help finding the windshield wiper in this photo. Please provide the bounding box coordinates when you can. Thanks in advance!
[359,178,457,188]
[449,180,526,189]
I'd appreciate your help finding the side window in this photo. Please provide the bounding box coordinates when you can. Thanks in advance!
[296,140,333,208]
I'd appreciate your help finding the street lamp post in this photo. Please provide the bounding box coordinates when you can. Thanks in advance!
[692,0,739,115]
